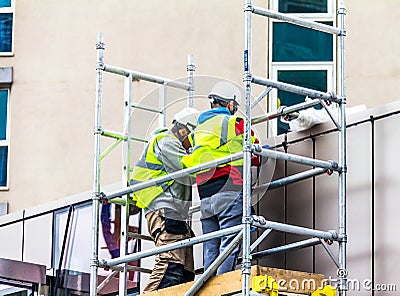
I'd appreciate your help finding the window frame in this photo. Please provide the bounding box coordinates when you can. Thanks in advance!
[0,0,15,56]
[0,88,10,190]
[269,63,335,134]
[268,0,336,136]
[271,0,335,19]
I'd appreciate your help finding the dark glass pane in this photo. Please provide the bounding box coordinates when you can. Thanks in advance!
[0,90,7,140]
[0,0,11,8]
[273,22,333,62]
[279,0,327,13]
[0,146,7,186]
[277,70,327,134]
[0,13,13,53]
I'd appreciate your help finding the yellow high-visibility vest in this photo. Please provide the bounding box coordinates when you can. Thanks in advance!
[130,132,175,208]
[182,115,254,171]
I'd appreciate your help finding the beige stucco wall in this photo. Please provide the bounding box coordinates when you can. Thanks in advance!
[1,0,268,212]
[0,0,400,214]
[346,0,400,107]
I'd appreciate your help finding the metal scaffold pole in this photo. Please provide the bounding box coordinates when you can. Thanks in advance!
[118,73,133,296]
[187,54,195,107]
[242,1,253,295]
[90,32,104,296]
[337,1,348,295]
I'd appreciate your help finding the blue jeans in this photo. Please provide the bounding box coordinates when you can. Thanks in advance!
[200,191,243,275]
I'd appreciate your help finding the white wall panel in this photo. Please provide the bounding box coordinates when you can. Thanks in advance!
[375,115,400,294]
[0,222,22,260]
[23,213,53,267]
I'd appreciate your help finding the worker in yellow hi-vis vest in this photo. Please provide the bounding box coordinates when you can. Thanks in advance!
[182,81,261,276]
[130,107,200,292]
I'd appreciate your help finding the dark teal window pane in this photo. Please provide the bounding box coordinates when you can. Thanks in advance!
[0,0,11,7]
[0,90,7,140]
[277,70,327,134]
[273,22,333,62]
[279,0,327,13]
[0,13,13,52]
[0,146,7,186]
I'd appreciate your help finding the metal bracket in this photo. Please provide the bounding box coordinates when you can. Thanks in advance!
[328,229,339,240]
[251,215,267,226]
[94,127,103,135]
[242,72,252,82]
[90,258,99,268]
[242,216,253,225]
[338,95,347,104]
[243,2,253,12]
[243,144,252,153]
[338,233,348,243]
[92,192,106,202]
[96,41,105,50]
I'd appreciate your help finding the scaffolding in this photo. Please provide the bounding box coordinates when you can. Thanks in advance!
[91,1,347,295]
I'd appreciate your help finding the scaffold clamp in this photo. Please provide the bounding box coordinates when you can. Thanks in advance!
[252,275,279,295]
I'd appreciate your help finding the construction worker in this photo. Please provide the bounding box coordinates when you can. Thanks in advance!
[182,81,260,276]
[130,107,200,292]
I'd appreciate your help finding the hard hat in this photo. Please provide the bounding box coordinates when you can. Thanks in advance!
[208,81,241,106]
[173,107,200,132]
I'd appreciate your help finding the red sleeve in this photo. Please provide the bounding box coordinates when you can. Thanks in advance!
[235,119,261,166]
[235,118,259,143]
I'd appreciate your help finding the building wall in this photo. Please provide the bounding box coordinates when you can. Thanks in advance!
[0,0,399,213]
[0,100,399,294]
[1,0,268,212]
[255,101,400,294]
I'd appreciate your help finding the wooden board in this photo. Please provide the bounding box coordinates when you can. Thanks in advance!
[141,265,325,295]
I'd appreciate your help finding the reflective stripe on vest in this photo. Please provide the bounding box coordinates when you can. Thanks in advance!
[130,132,175,208]
[181,115,254,171]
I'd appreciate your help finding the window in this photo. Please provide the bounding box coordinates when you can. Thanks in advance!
[278,0,328,14]
[0,0,14,55]
[272,22,333,62]
[0,89,9,188]
[269,0,335,135]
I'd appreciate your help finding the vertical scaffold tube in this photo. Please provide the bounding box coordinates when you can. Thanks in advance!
[159,83,167,128]
[91,32,105,296]
[242,1,253,295]
[119,74,133,296]
[187,54,195,107]
[337,1,348,295]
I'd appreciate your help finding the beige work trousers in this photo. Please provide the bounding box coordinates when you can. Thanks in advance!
[143,211,194,292]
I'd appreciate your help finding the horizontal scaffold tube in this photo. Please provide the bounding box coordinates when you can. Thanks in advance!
[252,215,338,241]
[252,6,341,35]
[103,64,191,90]
[131,103,162,114]
[252,168,328,194]
[252,76,338,102]
[105,152,243,200]
[251,99,321,125]
[102,129,147,143]
[250,238,321,261]
[190,168,328,214]
[100,225,242,268]
[252,145,340,172]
